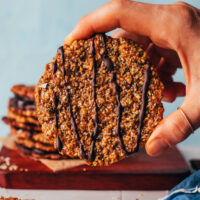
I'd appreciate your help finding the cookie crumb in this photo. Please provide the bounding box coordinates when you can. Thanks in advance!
[0,156,18,171]
[83,168,86,172]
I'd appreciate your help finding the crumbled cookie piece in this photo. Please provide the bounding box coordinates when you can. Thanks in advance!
[0,156,18,171]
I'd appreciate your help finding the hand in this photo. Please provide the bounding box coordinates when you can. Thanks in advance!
[64,0,200,156]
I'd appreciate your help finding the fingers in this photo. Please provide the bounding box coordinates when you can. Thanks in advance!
[65,0,178,49]
[65,0,121,44]
[146,100,195,156]
[156,57,178,76]
[162,82,186,102]
[155,46,182,69]
[112,29,151,49]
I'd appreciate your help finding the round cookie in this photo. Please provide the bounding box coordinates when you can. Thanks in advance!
[11,84,35,100]
[2,117,42,132]
[8,110,39,125]
[10,127,54,145]
[15,142,62,160]
[8,105,37,118]
[15,137,56,152]
[35,33,164,166]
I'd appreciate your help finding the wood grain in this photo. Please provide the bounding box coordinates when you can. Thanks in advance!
[0,146,190,190]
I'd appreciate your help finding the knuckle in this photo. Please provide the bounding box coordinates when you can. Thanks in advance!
[173,1,189,7]
[111,0,129,10]
[77,15,88,29]
[173,3,198,27]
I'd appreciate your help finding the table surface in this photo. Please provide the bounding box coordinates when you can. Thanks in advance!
[0,146,199,200]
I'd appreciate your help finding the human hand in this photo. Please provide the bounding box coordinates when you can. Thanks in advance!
[64,0,200,156]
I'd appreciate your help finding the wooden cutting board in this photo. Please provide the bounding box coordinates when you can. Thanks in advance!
[0,146,190,190]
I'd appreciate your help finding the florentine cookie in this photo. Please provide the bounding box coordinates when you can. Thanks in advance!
[8,86,36,118]
[15,142,62,159]
[35,33,164,166]
[15,137,56,152]
[8,110,39,125]
[10,127,53,145]
[8,105,37,118]
[10,126,62,159]
[2,117,42,132]
[11,84,35,100]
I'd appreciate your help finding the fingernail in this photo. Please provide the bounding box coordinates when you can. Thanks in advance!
[146,138,169,156]
[64,33,74,45]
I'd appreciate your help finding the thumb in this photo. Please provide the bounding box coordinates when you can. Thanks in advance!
[146,99,196,156]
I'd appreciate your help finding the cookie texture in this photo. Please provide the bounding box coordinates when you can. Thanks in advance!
[11,84,35,100]
[35,33,164,166]
[2,84,64,160]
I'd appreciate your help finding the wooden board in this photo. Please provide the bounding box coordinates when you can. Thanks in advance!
[0,146,190,190]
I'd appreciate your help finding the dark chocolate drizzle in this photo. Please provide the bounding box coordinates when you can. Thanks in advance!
[101,34,127,154]
[52,60,57,74]
[53,46,65,152]
[10,95,35,111]
[131,64,151,153]
[57,46,65,64]
[27,130,33,139]
[88,39,99,161]
[57,46,86,158]
[65,86,86,158]
[53,93,59,128]
[56,134,63,153]
[101,33,151,155]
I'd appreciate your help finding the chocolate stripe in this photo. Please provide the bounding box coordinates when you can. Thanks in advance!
[101,34,127,154]
[53,92,59,129]
[88,39,99,161]
[131,64,151,153]
[58,46,86,158]
[52,60,57,74]
[56,133,63,153]
[53,46,65,152]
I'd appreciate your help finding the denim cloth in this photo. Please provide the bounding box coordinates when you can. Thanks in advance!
[159,170,200,200]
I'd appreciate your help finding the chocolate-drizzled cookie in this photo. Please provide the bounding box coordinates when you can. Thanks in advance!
[2,84,65,160]
[2,117,42,132]
[11,84,35,100]
[15,142,63,160]
[35,33,164,166]
[8,85,37,118]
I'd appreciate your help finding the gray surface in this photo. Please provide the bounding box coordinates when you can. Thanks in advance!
[0,0,200,146]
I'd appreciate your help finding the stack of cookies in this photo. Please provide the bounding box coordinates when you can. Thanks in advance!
[2,84,63,159]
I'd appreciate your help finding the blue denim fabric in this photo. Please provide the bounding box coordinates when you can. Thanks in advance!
[159,170,200,200]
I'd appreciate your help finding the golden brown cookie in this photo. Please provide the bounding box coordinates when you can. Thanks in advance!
[8,110,39,125]
[2,117,42,132]
[11,84,35,100]
[35,33,164,166]
[15,137,56,152]
[15,142,62,160]
[8,100,37,118]
[10,127,53,145]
